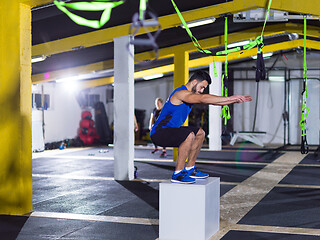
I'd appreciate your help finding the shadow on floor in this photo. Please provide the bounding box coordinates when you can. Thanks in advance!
[116,181,159,211]
[0,215,29,240]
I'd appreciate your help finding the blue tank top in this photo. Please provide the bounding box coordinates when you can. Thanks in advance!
[150,85,193,136]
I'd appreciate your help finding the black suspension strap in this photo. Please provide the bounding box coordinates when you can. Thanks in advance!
[129,0,161,63]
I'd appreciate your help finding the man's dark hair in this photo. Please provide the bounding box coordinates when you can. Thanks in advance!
[188,70,211,85]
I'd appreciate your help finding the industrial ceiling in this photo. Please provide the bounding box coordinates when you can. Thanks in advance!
[30,0,320,86]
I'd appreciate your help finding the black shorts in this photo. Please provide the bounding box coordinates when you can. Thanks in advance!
[151,126,200,147]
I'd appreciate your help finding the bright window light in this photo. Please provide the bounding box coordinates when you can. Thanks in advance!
[32,84,38,92]
[227,40,250,49]
[251,52,273,59]
[56,76,80,83]
[56,76,80,93]
[143,73,164,80]
[181,17,216,28]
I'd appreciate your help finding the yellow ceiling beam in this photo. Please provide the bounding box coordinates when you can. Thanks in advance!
[78,76,114,90]
[30,0,319,57]
[284,23,320,38]
[192,39,306,66]
[305,39,320,50]
[134,65,174,79]
[31,0,280,57]
[32,22,318,83]
[75,39,318,89]
[32,60,114,83]
[135,23,319,61]
[132,39,314,79]
[21,0,52,7]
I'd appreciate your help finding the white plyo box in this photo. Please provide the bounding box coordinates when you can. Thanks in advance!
[159,177,220,240]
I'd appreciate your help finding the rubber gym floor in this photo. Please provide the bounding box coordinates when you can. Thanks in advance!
[1,144,320,240]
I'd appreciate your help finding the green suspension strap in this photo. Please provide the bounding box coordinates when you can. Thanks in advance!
[215,0,272,57]
[220,16,231,125]
[215,37,264,57]
[300,16,310,154]
[170,0,272,126]
[260,0,273,39]
[170,0,218,77]
[170,0,273,74]
[139,0,147,20]
[54,0,124,29]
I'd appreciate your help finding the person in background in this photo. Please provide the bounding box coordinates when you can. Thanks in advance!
[150,70,252,184]
[149,98,167,158]
[134,115,139,132]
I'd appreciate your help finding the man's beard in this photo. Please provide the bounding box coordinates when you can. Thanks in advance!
[191,83,198,93]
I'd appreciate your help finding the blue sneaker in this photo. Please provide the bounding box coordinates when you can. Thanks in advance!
[185,166,209,179]
[171,170,195,184]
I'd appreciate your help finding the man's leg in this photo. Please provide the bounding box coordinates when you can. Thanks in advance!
[184,128,208,179]
[186,128,205,167]
[176,132,195,171]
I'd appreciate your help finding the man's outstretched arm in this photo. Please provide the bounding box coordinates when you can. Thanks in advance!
[175,91,252,105]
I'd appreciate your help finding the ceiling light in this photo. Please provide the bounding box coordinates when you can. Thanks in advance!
[31,55,47,63]
[288,33,299,41]
[93,69,114,75]
[269,76,285,82]
[227,40,250,49]
[181,17,216,28]
[286,14,320,20]
[143,73,164,80]
[233,9,288,22]
[251,52,273,59]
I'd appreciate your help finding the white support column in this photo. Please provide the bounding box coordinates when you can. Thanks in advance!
[209,62,222,150]
[113,35,134,180]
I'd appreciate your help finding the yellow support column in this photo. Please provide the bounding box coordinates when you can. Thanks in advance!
[0,1,32,215]
[173,50,189,161]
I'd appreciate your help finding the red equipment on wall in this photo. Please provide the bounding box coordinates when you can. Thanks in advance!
[79,111,99,145]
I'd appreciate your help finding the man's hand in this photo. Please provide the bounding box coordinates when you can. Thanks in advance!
[230,95,252,103]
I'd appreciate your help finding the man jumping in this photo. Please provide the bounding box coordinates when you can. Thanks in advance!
[150,70,252,184]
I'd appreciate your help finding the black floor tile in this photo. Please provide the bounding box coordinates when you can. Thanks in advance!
[221,230,320,240]
[279,166,320,186]
[61,221,158,240]
[22,147,317,240]
[196,162,266,183]
[1,216,90,240]
[221,184,236,196]
[34,180,141,215]
[238,187,320,228]
[33,157,115,177]
[136,160,266,183]
[134,161,175,179]
[299,153,320,165]
[196,150,282,163]
[58,147,283,164]
[100,181,159,219]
